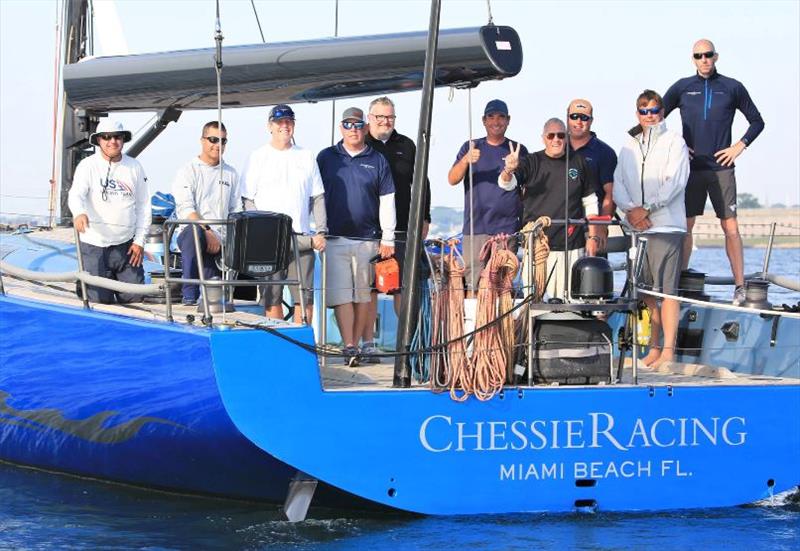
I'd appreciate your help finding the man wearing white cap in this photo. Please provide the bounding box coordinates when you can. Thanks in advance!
[68,119,151,303]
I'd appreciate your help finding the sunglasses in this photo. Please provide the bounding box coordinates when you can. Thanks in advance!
[370,114,396,122]
[342,121,366,130]
[693,51,715,60]
[203,136,228,145]
[568,113,592,122]
[99,133,123,141]
[637,107,662,116]
[545,132,566,140]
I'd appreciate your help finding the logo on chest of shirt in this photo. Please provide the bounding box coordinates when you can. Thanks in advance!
[100,178,134,198]
[687,91,702,96]
[568,168,579,180]
[360,163,376,170]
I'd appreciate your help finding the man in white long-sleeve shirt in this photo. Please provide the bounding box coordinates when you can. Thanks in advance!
[317,106,396,367]
[241,104,327,324]
[613,89,690,367]
[172,121,240,305]
[68,119,150,304]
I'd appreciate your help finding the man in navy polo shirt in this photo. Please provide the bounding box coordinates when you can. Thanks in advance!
[567,99,617,253]
[447,99,528,296]
[317,107,396,367]
[663,38,765,305]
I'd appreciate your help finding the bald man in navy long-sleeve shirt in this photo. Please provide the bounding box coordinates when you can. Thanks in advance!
[663,38,764,305]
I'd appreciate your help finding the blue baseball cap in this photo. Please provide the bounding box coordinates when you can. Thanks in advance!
[484,99,509,117]
[269,104,295,121]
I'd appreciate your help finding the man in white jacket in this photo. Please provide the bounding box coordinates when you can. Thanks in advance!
[68,119,151,304]
[613,90,690,366]
[172,121,240,305]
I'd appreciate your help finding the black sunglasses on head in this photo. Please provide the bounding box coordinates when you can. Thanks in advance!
[203,136,228,145]
[693,51,715,60]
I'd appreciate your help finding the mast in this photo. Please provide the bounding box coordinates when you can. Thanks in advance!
[57,0,93,226]
[394,0,442,387]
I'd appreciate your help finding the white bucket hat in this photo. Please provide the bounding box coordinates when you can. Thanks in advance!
[89,119,132,146]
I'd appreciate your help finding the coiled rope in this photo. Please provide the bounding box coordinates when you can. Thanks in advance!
[471,235,519,400]
[521,217,551,303]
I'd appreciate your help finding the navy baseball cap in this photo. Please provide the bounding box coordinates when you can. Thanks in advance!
[269,104,295,121]
[484,99,509,116]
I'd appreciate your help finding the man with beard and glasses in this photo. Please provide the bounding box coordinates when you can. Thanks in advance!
[68,119,150,304]
[663,39,764,305]
[448,99,528,297]
[359,96,431,362]
[241,105,327,323]
[172,121,240,306]
[499,117,599,300]
[614,89,689,367]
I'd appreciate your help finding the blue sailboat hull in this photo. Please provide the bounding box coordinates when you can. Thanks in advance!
[0,295,305,503]
[213,328,800,514]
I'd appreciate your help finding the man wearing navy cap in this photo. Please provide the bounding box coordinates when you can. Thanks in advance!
[317,107,396,367]
[241,104,327,323]
[448,99,527,295]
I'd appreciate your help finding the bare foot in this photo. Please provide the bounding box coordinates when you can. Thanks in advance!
[652,348,675,369]
[642,347,661,366]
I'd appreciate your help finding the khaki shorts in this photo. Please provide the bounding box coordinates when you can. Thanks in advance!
[325,238,378,306]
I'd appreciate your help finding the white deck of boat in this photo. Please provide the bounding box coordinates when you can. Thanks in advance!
[3,228,798,392]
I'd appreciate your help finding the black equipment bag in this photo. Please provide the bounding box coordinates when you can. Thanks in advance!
[532,312,612,385]
[225,211,293,278]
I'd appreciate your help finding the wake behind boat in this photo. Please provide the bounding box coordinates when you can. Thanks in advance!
[1,0,799,521]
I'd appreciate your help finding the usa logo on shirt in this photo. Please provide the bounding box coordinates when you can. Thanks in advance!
[568,168,579,180]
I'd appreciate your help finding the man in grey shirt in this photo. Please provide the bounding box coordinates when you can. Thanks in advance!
[172,121,240,305]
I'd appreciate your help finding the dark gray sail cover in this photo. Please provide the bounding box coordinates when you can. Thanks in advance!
[63,26,523,111]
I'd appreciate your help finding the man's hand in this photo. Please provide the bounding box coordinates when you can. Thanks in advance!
[585,236,600,257]
[128,243,144,267]
[312,234,326,252]
[464,140,480,165]
[625,207,652,231]
[205,229,221,254]
[378,243,395,259]
[714,141,746,167]
[74,214,89,233]
[594,225,608,252]
[503,141,522,174]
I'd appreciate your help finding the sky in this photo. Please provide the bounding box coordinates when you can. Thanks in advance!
[1,0,799,224]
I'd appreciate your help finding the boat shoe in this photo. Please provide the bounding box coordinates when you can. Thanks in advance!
[342,346,360,367]
[359,342,381,364]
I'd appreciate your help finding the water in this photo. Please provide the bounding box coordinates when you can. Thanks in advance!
[2,248,799,550]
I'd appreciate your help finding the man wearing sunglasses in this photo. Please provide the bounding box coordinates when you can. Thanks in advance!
[566,99,618,253]
[663,39,765,305]
[499,118,600,300]
[613,89,690,367]
[317,107,396,367]
[448,99,528,296]
[241,105,327,324]
[68,119,151,304]
[172,121,240,306]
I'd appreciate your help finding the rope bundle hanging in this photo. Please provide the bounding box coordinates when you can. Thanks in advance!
[409,277,432,383]
[472,235,519,400]
[429,247,452,390]
[521,217,551,303]
[446,245,474,401]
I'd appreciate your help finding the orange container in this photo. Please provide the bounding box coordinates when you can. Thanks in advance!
[374,257,401,294]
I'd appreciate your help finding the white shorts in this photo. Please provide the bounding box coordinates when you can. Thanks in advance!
[325,238,378,306]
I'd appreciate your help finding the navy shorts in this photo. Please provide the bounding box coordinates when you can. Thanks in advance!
[685,169,737,219]
[78,239,144,304]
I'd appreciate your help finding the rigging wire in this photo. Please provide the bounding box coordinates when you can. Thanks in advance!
[485,0,494,25]
[213,0,229,323]
[48,0,64,229]
[329,0,340,146]
[249,0,266,43]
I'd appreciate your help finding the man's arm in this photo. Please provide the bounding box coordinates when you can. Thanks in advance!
[648,137,690,212]
[716,81,765,166]
[311,193,327,251]
[662,80,681,119]
[68,161,91,232]
[447,141,479,185]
